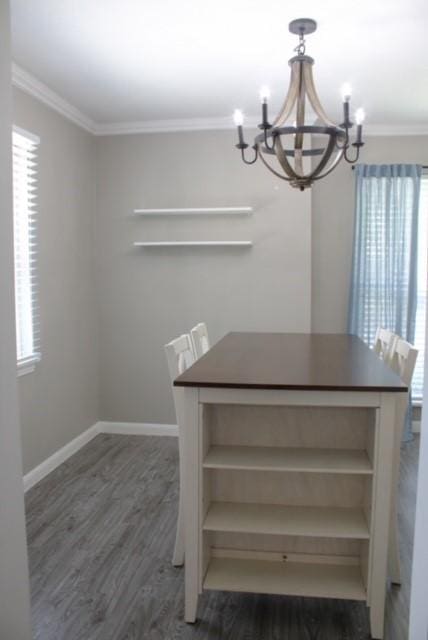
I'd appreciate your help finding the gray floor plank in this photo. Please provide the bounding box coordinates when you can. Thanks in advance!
[25,433,419,640]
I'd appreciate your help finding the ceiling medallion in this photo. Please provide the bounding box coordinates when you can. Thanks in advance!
[233,18,365,190]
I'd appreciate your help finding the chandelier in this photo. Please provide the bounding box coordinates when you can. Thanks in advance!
[233,18,365,190]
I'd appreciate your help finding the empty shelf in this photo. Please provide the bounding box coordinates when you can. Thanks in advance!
[133,206,253,215]
[203,445,373,474]
[134,241,253,247]
[203,502,370,539]
[204,557,366,601]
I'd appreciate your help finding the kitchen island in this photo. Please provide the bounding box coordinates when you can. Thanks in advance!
[174,333,407,639]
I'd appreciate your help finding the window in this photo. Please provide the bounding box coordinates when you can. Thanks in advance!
[414,175,428,400]
[12,127,40,374]
[350,167,418,350]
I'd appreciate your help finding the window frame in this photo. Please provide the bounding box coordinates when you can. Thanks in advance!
[413,171,428,401]
[12,125,41,377]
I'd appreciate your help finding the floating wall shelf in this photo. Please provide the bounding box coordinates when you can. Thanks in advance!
[133,206,253,215]
[133,241,253,248]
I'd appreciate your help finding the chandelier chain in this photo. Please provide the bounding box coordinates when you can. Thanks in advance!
[294,34,306,56]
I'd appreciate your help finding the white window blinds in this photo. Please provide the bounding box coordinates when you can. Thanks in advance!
[413,175,428,399]
[12,127,40,370]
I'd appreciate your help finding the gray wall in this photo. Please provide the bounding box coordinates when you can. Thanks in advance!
[13,88,98,473]
[311,136,428,333]
[95,130,311,424]
[0,1,32,636]
[11,88,428,466]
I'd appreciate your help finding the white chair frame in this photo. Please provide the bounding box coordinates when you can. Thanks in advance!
[190,322,210,360]
[373,327,397,364]
[165,333,195,566]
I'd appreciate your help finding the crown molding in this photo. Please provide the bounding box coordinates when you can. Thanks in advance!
[92,112,321,136]
[93,115,261,135]
[11,64,428,138]
[12,63,96,134]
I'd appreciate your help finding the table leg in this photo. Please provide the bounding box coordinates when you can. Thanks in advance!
[370,394,396,639]
[183,387,199,623]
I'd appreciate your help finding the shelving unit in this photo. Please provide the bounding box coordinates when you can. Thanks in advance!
[203,502,370,539]
[134,206,253,215]
[198,403,375,611]
[133,206,253,247]
[204,557,366,601]
[203,445,373,475]
[176,332,405,638]
[133,241,253,248]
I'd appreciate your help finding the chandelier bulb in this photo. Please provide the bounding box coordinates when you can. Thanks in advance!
[341,83,352,102]
[233,109,244,126]
[355,108,365,125]
[259,86,271,104]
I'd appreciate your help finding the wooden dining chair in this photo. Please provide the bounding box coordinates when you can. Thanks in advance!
[164,333,195,566]
[387,337,418,585]
[373,327,397,364]
[190,322,210,360]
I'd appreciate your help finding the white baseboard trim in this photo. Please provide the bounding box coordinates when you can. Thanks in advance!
[97,421,178,437]
[23,421,178,492]
[412,420,421,434]
[23,423,99,492]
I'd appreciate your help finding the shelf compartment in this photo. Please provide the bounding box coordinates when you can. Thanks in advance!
[133,241,253,247]
[133,206,253,215]
[204,557,366,601]
[203,502,370,539]
[204,445,373,475]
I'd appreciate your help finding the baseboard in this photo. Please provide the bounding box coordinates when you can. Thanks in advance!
[412,420,421,434]
[23,423,99,492]
[23,421,178,492]
[97,421,178,437]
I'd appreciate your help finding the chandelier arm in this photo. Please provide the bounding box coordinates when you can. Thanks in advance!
[295,148,304,176]
[335,134,349,151]
[263,129,276,152]
[273,62,300,127]
[294,61,306,151]
[259,147,293,181]
[312,148,346,181]
[241,145,259,165]
[274,135,301,179]
[305,134,338,180]
[343,145,360,164]
[302,63,336,127]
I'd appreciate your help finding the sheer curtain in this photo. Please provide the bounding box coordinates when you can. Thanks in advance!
[348,164,422,440]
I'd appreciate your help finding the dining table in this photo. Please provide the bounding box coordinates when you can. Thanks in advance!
[174,332,407,639]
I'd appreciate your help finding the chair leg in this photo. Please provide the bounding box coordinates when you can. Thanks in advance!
[172,426,186,567]
[172,488,185,566]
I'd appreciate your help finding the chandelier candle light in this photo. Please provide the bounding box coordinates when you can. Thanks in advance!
[233,18,365,190]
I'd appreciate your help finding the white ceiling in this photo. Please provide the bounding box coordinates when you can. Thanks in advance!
[10,0,428,129]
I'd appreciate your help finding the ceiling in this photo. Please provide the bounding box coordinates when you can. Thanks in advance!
[10,0,428,130]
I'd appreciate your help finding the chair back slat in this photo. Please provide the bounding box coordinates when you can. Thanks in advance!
[373,327,397,364]
[165,333,195,381]
[390,338,418,387]
[190,322,210,359]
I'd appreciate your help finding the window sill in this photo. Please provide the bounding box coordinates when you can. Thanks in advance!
[17,354,40,377]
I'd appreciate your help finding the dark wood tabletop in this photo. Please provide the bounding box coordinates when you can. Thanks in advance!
[174,332,408,392]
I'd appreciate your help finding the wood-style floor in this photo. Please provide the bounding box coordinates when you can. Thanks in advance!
[26,433,419,640]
